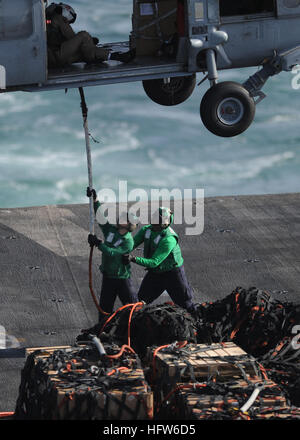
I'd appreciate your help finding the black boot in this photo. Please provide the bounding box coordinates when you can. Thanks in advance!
[110,49,136,63]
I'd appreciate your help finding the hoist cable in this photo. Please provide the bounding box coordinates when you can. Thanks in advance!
[78,87,109,316]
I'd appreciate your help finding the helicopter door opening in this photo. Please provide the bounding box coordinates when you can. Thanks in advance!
[141,1,197,107]
[219,0,276,19]
[131,0,179,58]
[0,0,47,87]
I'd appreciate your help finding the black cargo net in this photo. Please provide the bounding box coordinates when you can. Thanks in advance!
[80,303,198,359]
[191,287,300,413]
[14,344,151,420]
[193,287,295,356]
[14,287,300,420]
[158,378,299,420]
[147,341,268,417]
[260,335,300,407]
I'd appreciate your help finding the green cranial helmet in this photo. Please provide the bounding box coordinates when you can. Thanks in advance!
[151,207,174,229]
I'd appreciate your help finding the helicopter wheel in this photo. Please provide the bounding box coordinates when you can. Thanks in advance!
[200,81,256,137]
[142,74,196,106]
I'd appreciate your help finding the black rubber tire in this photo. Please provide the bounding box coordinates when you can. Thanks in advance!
[142,74,196,106]
[200,81,256,137]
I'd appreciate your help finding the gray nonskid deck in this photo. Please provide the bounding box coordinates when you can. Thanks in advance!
[0,193,300,411]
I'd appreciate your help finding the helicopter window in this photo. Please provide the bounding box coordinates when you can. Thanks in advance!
[220,0,275,17]
[0,0,33,40]
[195,2,204,20]
[283,0,300,6]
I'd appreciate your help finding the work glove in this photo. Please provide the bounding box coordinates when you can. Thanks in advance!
[88,234,102,247]
[122,254,136,265]
[86,187,97,200]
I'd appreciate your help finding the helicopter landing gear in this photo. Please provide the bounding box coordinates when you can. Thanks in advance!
[200,81,256,138]
[142,74,196,106]
[199,49,255,137]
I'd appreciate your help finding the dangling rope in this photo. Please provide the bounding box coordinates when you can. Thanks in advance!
[79,87,94,236]
[78,87,109,316]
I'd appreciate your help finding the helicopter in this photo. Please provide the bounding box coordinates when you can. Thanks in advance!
[1,0,300,138]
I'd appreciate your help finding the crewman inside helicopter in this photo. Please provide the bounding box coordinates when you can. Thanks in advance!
[46,2,135,68]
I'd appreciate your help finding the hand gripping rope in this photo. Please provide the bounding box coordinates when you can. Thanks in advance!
[78,87,110,317]
[78,88,149,366]
[78,88,144,331]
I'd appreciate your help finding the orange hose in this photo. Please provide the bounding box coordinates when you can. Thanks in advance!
[88,248,145,360]
[103,302,144,359]
[152,341,188,381]
[152,344,170,380]
[258,363,269,381]
[230,317,246,340]
[106,344,136,359]
[0,412,14,418]
[177,341,188,348]
[127,302,144,347]
[106,367,131,376]
[88,247,145,360]
[99,301,144,335]
[99,302,141,335]
[158,383,207,411]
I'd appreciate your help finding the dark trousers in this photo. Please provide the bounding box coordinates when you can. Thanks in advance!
[138,265,196,313]
[99,275,138,318]
[55,31,110,66]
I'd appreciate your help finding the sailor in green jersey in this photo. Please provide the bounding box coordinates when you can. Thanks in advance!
[123,207,196,313]
[86,188,138,315]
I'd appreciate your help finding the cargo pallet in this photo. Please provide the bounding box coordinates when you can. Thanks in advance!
[12,341,300,420]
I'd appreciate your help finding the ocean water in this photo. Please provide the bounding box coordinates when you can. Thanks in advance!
[0,0,300,208]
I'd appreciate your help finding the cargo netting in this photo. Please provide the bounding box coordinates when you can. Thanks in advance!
[14,286,300,420]
[14,344,152,420]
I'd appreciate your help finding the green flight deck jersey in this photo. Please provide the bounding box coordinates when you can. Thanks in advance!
[94,201,134,279]
[133,225,184,273]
